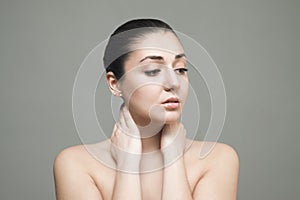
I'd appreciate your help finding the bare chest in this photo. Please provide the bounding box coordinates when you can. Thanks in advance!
[92,161,205,200]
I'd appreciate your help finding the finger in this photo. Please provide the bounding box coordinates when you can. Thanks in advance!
[177,124,185,137]
[123,107,141,138]
[111,124,117,137]
[183,128,187,137]
[174,122,182,133]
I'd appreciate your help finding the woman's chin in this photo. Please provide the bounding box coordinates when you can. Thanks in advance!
[164,119,180,124]
[161,112,181,124]
[133,110,181,126]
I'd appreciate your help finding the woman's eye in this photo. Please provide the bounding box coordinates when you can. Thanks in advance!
[175,68,188,75]
[144,69,161,76]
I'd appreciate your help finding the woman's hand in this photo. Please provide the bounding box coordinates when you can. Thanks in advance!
[160,122,187,162]
[110,104,142,171]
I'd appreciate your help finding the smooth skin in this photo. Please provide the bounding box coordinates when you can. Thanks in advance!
[53,31,239,200]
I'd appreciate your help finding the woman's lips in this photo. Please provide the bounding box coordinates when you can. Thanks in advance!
[161,97,180,109]
[162,101,180,109]
[162,102,180,109]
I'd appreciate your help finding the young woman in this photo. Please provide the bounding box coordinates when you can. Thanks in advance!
[53,18,239,200]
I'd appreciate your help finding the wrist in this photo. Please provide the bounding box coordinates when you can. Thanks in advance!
[116,153,141,173]
[161,144,184,165]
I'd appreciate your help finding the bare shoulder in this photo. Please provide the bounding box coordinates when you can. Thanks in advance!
[54,144,86,160]
[186,140,240,199]
[184,140,240,181]
[54,140,112,167]
[205,141,239,168]
[185,139,239,166]
[54,144,93,170]
[53,142,111,200]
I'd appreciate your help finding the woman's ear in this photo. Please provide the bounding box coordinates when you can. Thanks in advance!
[106,71,122,96]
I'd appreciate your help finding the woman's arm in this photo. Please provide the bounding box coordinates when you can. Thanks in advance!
[110,148,142,200]
[160,123,193,200]
[110,105,143,200]
[161,156,193,200]
[161,124,239,200]
[112,170,142,200]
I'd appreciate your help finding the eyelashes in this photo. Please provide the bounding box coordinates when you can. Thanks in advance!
[175,68,188,75]
[144,69,161,76]
[144,68,188,77]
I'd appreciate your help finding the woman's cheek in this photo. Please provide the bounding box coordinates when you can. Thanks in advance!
[133,87,157,105]
[180,80,189,105]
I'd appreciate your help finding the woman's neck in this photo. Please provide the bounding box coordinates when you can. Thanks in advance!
[137,122,164,153]
[131,110,166,153]
[140,130,162,153]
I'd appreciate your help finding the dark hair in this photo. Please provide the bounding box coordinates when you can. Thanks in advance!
[103,18,176,80]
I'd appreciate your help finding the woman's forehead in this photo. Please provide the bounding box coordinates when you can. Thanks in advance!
[131,49,185,62]
[130,32,184,54]
[123,32,185,71]
[124,48,185,71]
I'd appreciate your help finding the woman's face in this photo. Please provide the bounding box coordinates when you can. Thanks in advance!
[119,31,189,126]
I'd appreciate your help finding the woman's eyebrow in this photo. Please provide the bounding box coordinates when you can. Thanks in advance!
[139,55,164,63]
[139,53,186,63]
[175,53,186,59]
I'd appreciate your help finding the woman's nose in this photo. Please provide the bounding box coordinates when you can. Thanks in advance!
[163,67,180,91]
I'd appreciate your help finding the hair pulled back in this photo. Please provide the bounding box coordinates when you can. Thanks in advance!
[103,18,176,80]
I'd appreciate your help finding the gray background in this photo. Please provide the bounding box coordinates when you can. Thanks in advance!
[0,0,299,199]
